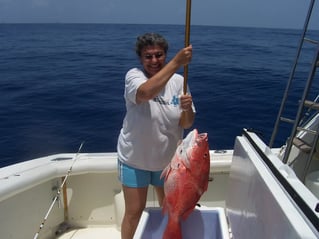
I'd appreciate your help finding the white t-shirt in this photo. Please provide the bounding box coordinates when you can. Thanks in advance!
[117,68,195,171]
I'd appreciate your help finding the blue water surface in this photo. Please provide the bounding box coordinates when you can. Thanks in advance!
[0,23,317,167]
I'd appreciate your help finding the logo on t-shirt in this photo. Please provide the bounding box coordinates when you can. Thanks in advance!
[170,95,179,107]
[153,95,179,107]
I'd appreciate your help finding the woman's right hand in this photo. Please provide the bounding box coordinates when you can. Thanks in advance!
[173,45,193,66]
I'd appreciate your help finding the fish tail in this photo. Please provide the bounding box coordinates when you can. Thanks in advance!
[162,216,182,239]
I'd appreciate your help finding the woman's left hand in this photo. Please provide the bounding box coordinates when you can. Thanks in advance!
[180,94,193,112]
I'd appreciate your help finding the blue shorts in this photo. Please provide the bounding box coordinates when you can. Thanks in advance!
[118,160,164,188]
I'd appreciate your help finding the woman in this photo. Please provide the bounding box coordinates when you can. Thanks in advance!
[117,32,195,239]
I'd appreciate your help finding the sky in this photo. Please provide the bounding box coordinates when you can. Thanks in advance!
[0,0,318,29]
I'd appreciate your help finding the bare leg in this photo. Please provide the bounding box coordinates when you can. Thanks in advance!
[154,186,165,207]
[121,185,148,239]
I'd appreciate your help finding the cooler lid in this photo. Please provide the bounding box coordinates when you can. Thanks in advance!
[225,130,319,239]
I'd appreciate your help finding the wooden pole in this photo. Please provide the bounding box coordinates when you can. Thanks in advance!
[183,0,192,94]
[62,176,69,221]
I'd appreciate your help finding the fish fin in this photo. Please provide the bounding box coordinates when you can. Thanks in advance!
[163,216,182,239]
[160,164,171,181]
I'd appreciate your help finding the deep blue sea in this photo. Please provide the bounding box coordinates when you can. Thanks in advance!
[1,23,318,167]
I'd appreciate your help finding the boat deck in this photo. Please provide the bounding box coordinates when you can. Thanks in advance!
[57,227,120,239]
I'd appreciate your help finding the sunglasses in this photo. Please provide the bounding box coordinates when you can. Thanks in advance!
[143,52,165,60]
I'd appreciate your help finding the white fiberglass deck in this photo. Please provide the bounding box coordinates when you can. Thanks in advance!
[57,227,121,239]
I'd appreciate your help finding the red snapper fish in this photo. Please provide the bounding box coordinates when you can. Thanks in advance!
[160,129,210,239]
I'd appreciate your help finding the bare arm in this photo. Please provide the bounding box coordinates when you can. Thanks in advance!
[136,45,193,104]
[179,94,195,129]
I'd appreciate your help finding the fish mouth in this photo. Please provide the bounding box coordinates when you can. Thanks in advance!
[180,129,196,165]
[198,132,208,141]
[181,129,208,168]
[184,129,208,146]
[184,129,197,146]
[192,129,208,142]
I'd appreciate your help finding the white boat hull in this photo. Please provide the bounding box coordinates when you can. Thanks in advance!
[0,151,232,239]
[1,132,318,238]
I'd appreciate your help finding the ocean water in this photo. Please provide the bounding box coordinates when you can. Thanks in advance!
[1,23,318,167]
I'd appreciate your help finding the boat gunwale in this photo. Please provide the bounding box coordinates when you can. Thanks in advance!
[0,150,233,202]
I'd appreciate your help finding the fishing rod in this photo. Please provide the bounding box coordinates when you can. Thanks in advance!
[33,141,85,239]
[183,0,192,95]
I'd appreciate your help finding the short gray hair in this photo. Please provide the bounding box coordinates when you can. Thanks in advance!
[135,33,169,56]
